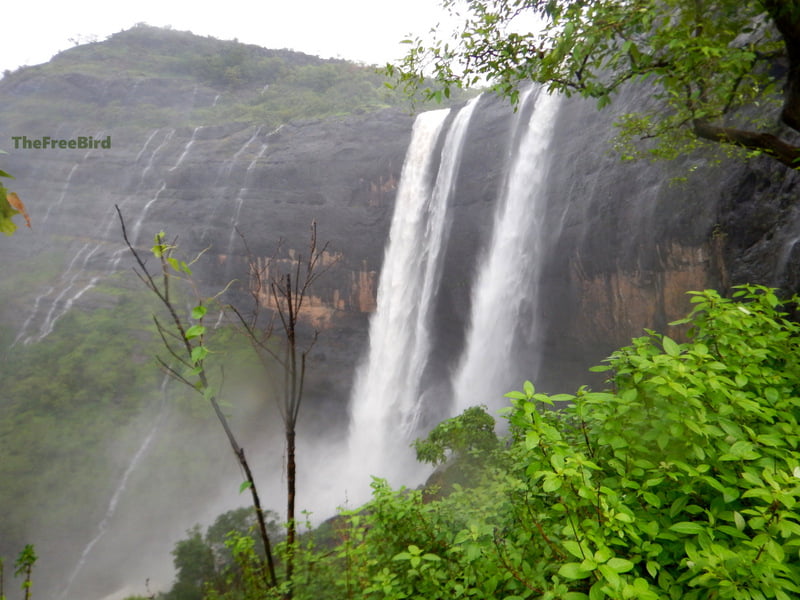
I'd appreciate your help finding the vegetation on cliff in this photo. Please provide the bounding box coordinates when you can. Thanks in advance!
[153,285,800,600]
[1,24,469,131]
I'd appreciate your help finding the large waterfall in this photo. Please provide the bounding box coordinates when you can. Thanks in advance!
[347,96,481,488]
[451,88,560,415]
[346,88,562,487]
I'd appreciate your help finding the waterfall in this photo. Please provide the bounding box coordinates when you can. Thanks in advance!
[138,129,175,188]
[41,132,104,230]
[58,376,170,600]
[169,125,202,172]
[15,243,101,345]
[13,242,91,345]
[347,95,480,488]
[226,142,269,257]
[451,88,560,415]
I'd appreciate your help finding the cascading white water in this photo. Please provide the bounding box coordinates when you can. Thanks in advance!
[347,96,480,490]
[15,243,100,345]
[138,129,175,188]
[132,126,202,244]
[451,88,560,415]
[169,125,201,172]
[33,274,99,342]
[219,125,264,182]
[58,375,170,600]
[42,132,104,229]
[15,126,191,345]
[13,241,92,345]
[226,142,269,257]
[134,129,161,163]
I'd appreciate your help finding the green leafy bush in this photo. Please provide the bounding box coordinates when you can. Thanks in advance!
[340,285,800,600]
[161,285,800,600]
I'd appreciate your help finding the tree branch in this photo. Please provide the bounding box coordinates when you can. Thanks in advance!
[692,118,800,166]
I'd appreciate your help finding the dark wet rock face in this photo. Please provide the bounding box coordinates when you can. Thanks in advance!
[4,78,800,404]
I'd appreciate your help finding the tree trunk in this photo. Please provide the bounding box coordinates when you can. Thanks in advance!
[286,425,297,599]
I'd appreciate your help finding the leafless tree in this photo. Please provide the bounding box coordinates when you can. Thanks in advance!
[230,221,335,598]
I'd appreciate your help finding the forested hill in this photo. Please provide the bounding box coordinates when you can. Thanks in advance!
[0,23,449,130]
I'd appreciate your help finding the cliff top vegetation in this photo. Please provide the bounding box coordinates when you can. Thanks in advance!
[0,24,471,130]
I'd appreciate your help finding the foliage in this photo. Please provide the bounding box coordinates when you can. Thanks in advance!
[0,277,163,556]
[163,508,281,600]
[388,0,800,166]
[414,405,499,466]
[167,528,216,600]
[0,164,30,236]
[13,545,36,600]
[0,546,37,600]
[0,24,468,133]
[175,284,800,600]
[118,210,279,589]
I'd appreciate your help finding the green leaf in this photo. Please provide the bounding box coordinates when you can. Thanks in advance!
[727,440,760,460]
[646,561,659,577]
[642,492,662,507]
[662,335,680,356]
[542,476,562,492]
[668,521,705,535]
[191,346,209,364]
[558,562,593,580]
[563,540,585,559]
[185,324,206,340]
[239,480,253,493]
[191,305,207,320]
[598,563,621,588]
[594,547,613,564]
[606,557,634,573]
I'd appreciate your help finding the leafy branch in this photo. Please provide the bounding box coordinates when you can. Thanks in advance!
[116,205,278,589]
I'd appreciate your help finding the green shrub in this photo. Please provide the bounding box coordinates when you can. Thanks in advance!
[335,285,800,600]
[163,285,800,600]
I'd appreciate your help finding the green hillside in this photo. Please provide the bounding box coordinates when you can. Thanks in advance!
[1,24,467,131]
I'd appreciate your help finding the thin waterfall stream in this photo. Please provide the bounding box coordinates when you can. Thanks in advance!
[59,377,171,600]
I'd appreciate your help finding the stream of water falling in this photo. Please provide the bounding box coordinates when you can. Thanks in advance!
[451,88,560,415]
[226,142,269,257]
[347,96,481,489]
[59,377,170,600]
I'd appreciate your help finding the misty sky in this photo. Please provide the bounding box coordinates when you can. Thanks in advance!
[3,0,456,74]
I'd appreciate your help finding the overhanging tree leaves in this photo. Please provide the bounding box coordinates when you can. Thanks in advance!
[389,0,800,166]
